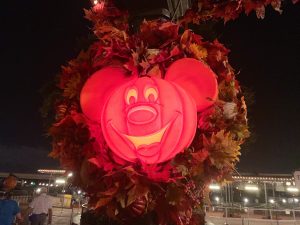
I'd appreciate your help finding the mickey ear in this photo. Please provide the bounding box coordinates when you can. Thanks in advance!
[80,67,135,122]
[165,58,218,111]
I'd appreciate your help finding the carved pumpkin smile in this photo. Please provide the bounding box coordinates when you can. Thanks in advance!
[122,123,169,149]
[110,114,178,149]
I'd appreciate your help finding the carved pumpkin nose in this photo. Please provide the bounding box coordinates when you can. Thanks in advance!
[127,105,157,125]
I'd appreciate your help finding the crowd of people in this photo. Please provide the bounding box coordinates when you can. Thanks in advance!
[0,175,53,225]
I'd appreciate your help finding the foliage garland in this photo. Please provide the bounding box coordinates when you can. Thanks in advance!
[44,0,296,224]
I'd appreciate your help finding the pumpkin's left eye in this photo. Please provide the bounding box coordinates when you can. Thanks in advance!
[126,88,138,105]
[144,87,158,102]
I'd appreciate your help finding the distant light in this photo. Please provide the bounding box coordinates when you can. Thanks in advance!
[93,0,98,5]
[50,184,54,187]
[286,182,291,186]
[55,179,66,184]
[38,169,66,174]
[42,183,45,186]
[294,198,299,203]
[209,184,221,190]
[30,182,35,185]
[269,199,275,204]
[39,183,42,185]
[55,184,59,187]
[24,181,27,184]
[62,190,66,193]
[245,185,259,192]
[243,198,249,203]
[78,190,82,194]
[67,172,73,178]
[215,197,220,202]
[46,184,49,186]
[36,188,41,193]
[287,187,299,193]
[282,199,287,203]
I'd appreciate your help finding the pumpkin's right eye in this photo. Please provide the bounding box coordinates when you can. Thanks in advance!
[126,88,138,105]
[144,87,158,102]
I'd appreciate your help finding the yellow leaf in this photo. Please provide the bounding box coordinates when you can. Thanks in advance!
[205,130,241,169]
[189,43,207,60]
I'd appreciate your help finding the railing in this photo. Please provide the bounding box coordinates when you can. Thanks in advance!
[11,195,31,204]
[205,205,300,225]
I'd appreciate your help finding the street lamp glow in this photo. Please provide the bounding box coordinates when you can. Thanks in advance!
[287,187,299,193]
[209,184,221,190]
[38,169,66,174]
[243,198,249,203]
[55,179,66,184]
[245,185,259,191]
[269,199,275,204]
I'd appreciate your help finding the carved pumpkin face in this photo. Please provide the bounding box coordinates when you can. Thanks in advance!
[101,77,197,163]
[81,58,218,164]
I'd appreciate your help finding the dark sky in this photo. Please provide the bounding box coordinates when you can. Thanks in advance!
[0,1,299,174]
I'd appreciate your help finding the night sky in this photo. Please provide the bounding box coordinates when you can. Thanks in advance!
[0,1,299,173]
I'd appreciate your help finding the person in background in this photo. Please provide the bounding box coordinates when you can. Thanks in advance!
[28,187,52,225]
[0,192,23,225]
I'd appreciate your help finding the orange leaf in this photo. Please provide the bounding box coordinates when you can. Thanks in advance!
[95,197,112,209]
[147,65,162,78]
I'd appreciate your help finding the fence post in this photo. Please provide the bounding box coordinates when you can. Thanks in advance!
[70,206,74,225]
[293,209,296,222]
[247,208,250,225]
[225,206,228,225]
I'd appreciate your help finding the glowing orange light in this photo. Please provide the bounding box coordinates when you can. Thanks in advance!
[81,58,218,164]
[92,0,105,12]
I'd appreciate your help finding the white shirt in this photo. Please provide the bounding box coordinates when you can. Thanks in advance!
[29,193,52,214]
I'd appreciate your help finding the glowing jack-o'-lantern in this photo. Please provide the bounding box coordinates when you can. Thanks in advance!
[81,58,218,164]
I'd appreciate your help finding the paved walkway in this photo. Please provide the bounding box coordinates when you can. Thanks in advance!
[207,216,300,225]
[50,208,300,225]
[52,207,73,225]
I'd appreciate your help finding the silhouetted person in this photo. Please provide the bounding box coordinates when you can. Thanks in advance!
[0,192,23,225]
[29,187,52,225]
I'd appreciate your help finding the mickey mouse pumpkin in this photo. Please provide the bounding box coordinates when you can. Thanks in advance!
[80,58,218,164]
